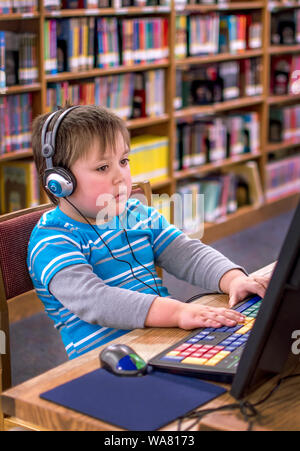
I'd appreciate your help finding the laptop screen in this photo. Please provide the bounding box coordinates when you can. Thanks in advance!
[231,200,300,399]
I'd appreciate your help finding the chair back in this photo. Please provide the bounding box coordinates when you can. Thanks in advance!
[131,180,152,206]
[0,203,52,391]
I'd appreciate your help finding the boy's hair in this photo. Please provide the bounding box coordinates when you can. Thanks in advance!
[32,104,130,205]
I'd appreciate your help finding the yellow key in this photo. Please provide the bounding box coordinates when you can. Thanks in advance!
[238,326,250,334]
[182,357,208,365]
[204,359,219,367]
[166,351,180,356]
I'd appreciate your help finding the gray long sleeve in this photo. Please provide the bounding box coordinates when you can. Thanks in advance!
[49,264,157,330]
[156,233,247,293]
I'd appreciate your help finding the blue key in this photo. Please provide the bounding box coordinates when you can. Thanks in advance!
[234,340,245,346]
[226,335,237,342]
[225,325,243,334]
[161,356,183,362]
[186,338,199,343]
[235,296,262,313]
[220,339,234,346]
[225,346,236,352]
[217,327,229,332]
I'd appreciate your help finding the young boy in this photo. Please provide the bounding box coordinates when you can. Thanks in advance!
[28,105,270,360]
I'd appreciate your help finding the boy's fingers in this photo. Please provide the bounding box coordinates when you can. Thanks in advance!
[252,276,269,291]
[229,295,239,308]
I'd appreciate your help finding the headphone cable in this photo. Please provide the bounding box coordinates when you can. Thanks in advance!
[63,197,162,297]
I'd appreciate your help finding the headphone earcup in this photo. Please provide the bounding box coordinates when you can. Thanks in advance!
[44,167,76,198]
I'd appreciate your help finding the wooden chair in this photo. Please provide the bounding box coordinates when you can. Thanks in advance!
[0,180,154,431]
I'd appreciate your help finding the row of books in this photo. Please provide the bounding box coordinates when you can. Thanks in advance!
[130,134,169,185]
[175,112,260,171]
[269,105,300,144]
[271,54,300,96]
[175,13,262,59]
[176,0,245,6]
[0,93,32,155]
[46,69,165,119]
[44,0,170,9]
[175,161,263,231]
[0,0,37,12]
[271,10,300,46]
[0,161,40,215]
[175,58,262,108]
[45,17,168,74]
[0,31,38,88]
[266,154,300,201]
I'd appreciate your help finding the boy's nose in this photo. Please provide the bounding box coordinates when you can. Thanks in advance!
[112,168,125,185]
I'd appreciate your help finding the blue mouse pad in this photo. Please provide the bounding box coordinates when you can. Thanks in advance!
[40,369,226,430]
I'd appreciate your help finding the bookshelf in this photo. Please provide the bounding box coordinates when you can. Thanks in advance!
[0,0,299,242]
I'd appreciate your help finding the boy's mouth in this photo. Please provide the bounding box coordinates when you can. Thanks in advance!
[115,193,127,201]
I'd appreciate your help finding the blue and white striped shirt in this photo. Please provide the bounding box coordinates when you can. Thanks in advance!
[27,198,182,359]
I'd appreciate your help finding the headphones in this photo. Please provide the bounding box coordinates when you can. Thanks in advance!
[41,106,79,198]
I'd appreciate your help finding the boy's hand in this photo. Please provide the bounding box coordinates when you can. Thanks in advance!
[228,273,271,308]
[176,304,245,330]
[145,296,245,330]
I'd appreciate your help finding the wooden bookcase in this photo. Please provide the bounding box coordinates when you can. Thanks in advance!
[0,0,299,243]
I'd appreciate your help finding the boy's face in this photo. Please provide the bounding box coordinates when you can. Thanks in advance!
[67,133,132,222]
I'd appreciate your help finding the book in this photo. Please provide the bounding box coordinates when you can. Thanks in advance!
[266,154,300,201]
[218,61,240,100]
[224,161,264,208]
[0,31,5,89]
[0,161,40,214]
[130,135,169,184]
[0,93,33,155]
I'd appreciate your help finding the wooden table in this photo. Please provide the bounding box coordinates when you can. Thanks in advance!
[2,262,299,431]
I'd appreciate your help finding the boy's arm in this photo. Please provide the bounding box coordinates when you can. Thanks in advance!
[49,263,158,330]
[49,263,245,330]
[156,233,248,293]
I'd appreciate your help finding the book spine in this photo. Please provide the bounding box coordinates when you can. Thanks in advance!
[0,31,5,89]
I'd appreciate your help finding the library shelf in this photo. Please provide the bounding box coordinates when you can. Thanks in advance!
[0,150,33,162]
[181,2,264,13]
[269,44,300,54]
[126,114,170,129]
[174,152,261,181]
[145,177,172,190]
[267,93,300,105]
[268,0,300,10]
[265,189,300,205]
[194,191,300,244]
[266,140,300,153]
[0,84,41,96]
[45,6,171,17]
[174,96,263,119]
[175,49,263,67]
[0,12,39,20]
[46,62,170,83]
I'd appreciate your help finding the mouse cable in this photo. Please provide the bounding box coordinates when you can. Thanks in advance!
[176,365,300,432]
[184,291,219,303]
[63,197,161,296]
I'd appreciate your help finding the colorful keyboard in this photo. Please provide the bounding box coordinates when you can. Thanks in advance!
[149,296,263,382]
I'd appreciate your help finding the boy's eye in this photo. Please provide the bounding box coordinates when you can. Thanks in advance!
[121,158,130,166]
[97,165,108,172]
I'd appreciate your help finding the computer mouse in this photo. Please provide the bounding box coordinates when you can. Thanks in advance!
[99,344,148,376]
